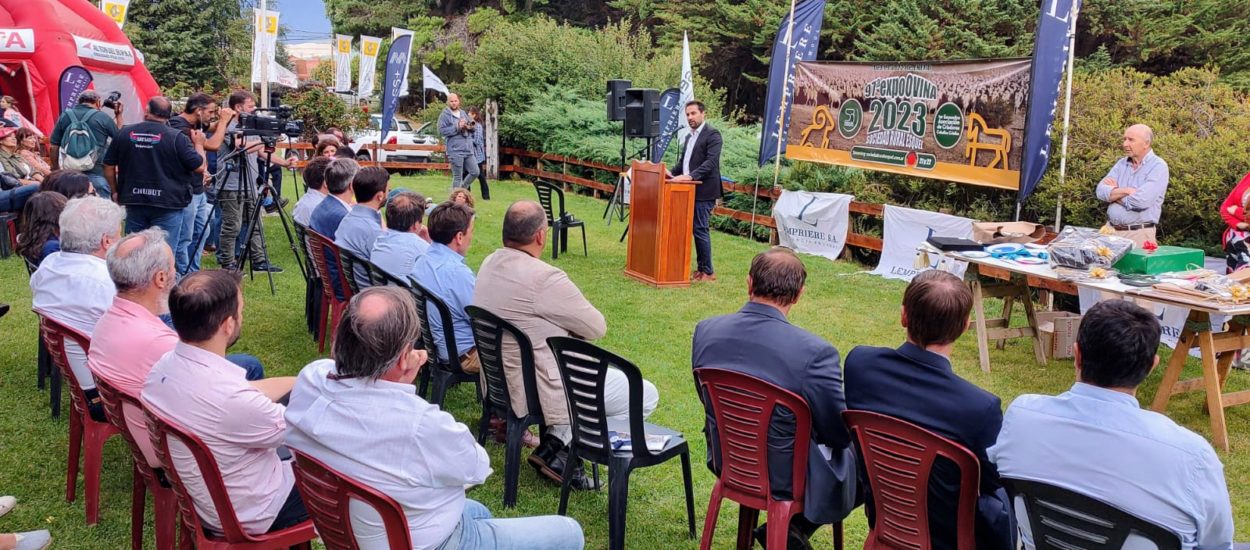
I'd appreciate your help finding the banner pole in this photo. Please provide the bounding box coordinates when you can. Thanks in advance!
[259,0,269,108]
[1054,1,1080,232]
[750,170,761,240]
[769,0,799,192]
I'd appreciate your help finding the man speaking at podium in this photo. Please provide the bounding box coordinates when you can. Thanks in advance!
[669,101,723,282]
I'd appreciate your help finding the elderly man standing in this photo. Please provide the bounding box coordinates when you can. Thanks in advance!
[1095,124,1169,247]
[439,93,478,190]
[474,201,659,490]
[286,287,585,550]
[30,196,125,422]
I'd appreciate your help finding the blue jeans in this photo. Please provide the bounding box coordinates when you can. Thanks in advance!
[435,499,583,550]
[450,154,478,189]
[0,184,37,212]
[125,205,185,253]
[182,193,211,275]
[206,205,222,249]
[86,172,109,197]
[693,200,715,275]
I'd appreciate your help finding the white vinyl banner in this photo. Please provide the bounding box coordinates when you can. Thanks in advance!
[100,0,130,28]
[1078,288,1228,353]
[358,36,381,97]
[391,27,415,96]
[774,191,853,260]
[250,9,279,84]
[333,34,353,92]
[871,204,972,281]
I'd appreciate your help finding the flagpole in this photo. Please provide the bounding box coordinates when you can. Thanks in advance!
[1053,1,1080,232]
[755,0,799,242]
[259,0,269,108]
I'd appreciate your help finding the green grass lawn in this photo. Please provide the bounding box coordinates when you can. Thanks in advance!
[2,173,1248,548]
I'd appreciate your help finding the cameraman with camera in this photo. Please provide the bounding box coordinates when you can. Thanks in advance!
[49,90,124,197]
[215,90,288,273]
[439,92,478,190]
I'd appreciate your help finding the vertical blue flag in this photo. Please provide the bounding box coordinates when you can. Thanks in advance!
[651,88,683,162]
[758,0,825,167]
[58,66,93,116]
[381,34,413,144]
[1018,0,1081,202]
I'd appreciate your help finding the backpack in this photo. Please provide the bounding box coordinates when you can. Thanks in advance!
[59,108,100,171]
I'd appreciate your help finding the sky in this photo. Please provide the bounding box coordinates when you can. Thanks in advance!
[278,0,333,44]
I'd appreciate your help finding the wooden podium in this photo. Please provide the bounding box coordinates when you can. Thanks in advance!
[624,160,696,287]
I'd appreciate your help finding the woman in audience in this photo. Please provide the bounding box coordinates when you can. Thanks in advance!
[0,96,21,128]
[15,128,50,179]
[16,191,67,266]
[315,137,341,158]
[1221,170,1250,273]
[39,170,94,199]
[0,123,41,186]
[448,187,475,208]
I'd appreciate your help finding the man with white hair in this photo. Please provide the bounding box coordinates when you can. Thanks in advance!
[89,228,265,467]
[31,196,125,421]
[1095,123,1170,247]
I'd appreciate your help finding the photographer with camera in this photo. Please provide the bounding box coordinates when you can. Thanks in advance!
[102,96,203,253]
[49,90,124,197]
[438,93,478,190]
[169,93,233,276]
[215,90,288,273]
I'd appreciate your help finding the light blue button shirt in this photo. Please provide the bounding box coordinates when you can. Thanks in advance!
[988,383,1232,550]
[370,230,431,281]
[334,205,384,260]
[411,243,476,361]
[1095,151,1169,226]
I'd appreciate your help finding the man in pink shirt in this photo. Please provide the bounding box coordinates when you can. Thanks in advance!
[89,228,264,467]
[141,270,300,535]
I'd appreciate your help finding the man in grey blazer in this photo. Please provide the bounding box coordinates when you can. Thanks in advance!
[692,247,859,549]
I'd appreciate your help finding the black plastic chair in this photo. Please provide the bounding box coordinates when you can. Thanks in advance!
[293,221,323,342]
[547,336,696,550]
[533,180,587,260]
[336,247,374,295]
[367,261,411,289]
[25,255,61,417]
[465,305,546,508]
[1001,478,1181,550]
[407,279,478,408]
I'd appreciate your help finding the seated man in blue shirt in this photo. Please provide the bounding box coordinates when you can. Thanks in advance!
[309,158,358,300]
[990,300,1238,550]
[334,166,389,289]
[370,190,431,280]
[844,270,1013,550]
[1094,124,1168,247]
[411,201,479,374]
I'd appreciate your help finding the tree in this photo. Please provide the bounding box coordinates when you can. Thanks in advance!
[125,0,243,90]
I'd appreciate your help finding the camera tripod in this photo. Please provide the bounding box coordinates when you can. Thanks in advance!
[195,135,305,295]
[606,137,654,242]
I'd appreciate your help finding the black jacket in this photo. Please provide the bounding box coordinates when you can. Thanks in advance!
[673,124,724,202]
[103,120,199,209]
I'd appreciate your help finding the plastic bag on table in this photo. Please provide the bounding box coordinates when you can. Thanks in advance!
[1047,226,1134,269]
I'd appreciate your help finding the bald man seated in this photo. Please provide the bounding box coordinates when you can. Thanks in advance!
[1095,124,1169,247]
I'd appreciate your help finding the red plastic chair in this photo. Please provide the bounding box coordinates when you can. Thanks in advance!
[38,314,119,525]
[842,410,981,550]
[305,229,354,353]
[94,376,177,550]
[144,409,317,550]
[291,449,413,550]
[695,368,843,550]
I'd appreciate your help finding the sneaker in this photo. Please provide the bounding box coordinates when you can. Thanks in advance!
[252,262,284,273]
[0,495,15,517]
[13,529,52,550]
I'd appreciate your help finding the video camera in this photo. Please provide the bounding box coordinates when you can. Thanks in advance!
[237,105,304,140]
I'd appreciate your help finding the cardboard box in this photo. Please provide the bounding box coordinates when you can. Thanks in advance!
[1114,246,1204,275]
[1035,311,1081,360]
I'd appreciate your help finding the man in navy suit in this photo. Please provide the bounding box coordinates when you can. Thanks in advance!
[669,100,723,282]
[693,247,858,549]
[844,270,1013,550]
[309,157,358,300]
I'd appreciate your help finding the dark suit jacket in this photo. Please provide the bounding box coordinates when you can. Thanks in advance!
[673,124,724,202]
[692,301,859,524]
[309,197,350,300]
[844,343,1013,550]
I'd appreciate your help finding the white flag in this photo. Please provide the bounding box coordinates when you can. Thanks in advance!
[249,9,279,85]
[676,32,696,144]
[100,0,130,28]
[358,36,382,97]
[422,65,449,96]
[270,61,298,89]
[391,27,415,96]
[333,34,353,92]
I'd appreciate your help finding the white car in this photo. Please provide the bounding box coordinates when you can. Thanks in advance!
[351,115,440,163]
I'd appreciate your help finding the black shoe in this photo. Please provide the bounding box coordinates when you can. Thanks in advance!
[526,434,563,474]
[537,448,594,491]
[252,262,284,273]
[0,303,9,318]
[753,522,814,550]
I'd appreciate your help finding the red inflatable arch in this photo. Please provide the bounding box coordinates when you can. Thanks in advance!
[0,0,159,135]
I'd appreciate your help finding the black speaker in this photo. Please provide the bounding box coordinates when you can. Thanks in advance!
[624,88,660,138]
[606,79,631,121]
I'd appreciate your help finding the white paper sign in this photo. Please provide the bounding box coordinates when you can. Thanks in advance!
[871,204,973,281]
[774,191,853,260]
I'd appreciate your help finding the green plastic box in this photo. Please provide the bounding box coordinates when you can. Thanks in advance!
[1113,246,1205,275]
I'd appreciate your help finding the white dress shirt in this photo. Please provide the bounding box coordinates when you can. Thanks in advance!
[30,251,115,391]
[681,122,705,176]
[285,359,491,549]
[989,383,1233,550]
[292,191,326,226]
